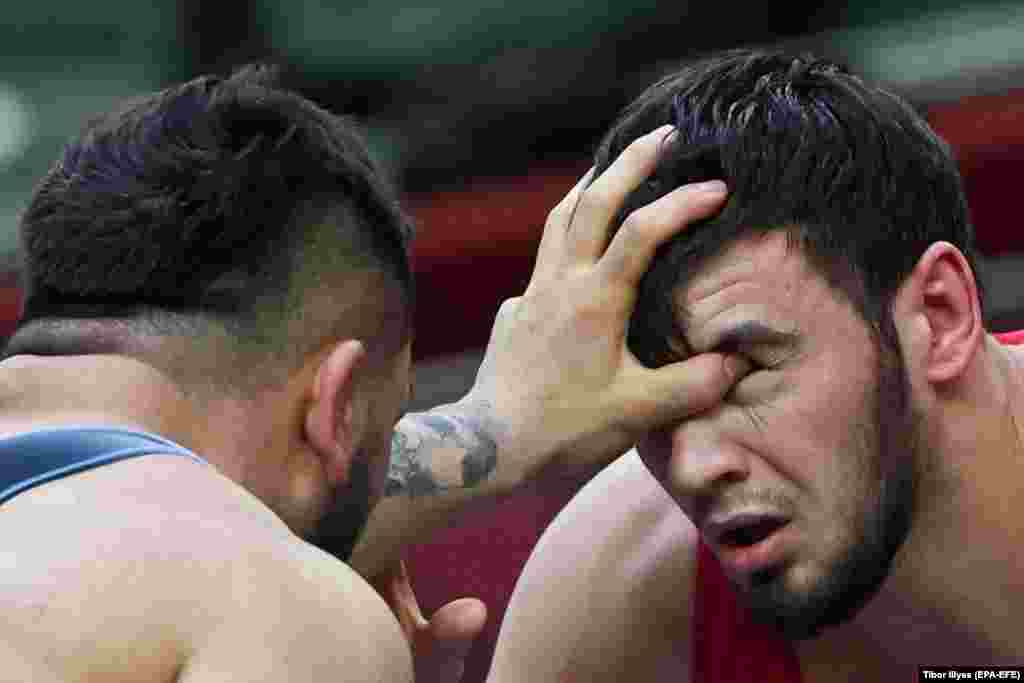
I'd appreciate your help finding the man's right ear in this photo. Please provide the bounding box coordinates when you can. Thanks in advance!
[305,339,366,486]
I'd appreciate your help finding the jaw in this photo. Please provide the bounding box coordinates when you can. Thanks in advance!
[740,478,912,641]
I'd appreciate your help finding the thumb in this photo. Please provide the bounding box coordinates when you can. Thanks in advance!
[414,598,488,683]
[632,353,750,428]
[368,561,429,641]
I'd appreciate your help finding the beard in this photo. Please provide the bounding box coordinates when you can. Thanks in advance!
[743,340,920,640]
[307,458,373,562]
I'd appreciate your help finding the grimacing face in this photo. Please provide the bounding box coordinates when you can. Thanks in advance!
[636,232,920,640]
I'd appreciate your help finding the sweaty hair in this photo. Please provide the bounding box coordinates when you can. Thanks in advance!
[9,66,414,386]
[594,49,982,366]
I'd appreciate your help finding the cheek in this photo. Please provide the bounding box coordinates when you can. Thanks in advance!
[725,380,874,496]
[777,382,881,520]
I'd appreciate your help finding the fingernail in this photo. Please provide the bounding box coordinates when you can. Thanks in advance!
[725,354,751,380]
[690,179,727,195]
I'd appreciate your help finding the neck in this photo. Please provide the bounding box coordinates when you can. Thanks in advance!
[0,350,324,537]
[0,353,250,480]
[806,333,1024,666]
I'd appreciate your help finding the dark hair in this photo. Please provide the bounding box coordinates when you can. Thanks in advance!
[10,66,414,383]
[594,49,982,366]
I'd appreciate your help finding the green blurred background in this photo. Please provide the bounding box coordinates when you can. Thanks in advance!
[3,0,1024,252]
[3,0,1024,364]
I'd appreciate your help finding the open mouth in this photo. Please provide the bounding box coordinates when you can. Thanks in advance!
[705,511,790,549]
[704,512,793,577]
[717,517,788,548]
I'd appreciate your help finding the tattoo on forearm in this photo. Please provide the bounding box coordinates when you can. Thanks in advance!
[385,431,441,497]
[386,407,498,497]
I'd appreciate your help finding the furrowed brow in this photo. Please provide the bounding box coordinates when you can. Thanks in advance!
[713,320,800,352]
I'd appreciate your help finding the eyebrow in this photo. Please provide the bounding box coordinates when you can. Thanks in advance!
[712,320,800,352]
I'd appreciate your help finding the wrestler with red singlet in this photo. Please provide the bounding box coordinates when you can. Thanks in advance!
[487,50,1024,682]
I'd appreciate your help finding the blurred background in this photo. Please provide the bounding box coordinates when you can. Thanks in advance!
[2,2,1024,678]
[3,0,1024,395]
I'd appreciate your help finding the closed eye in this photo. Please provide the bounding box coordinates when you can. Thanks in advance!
[714,337,792,377]
[706,321,800,370]
[721,347,790,406]
[713,341,769,374]
[736,352,768,372]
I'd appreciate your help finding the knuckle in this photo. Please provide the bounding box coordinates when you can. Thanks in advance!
[667,377,711,410]
[496,296,521,320]
[575,186,612,219]
[545,201,569,228]
[569,298,607,327]
[692,379,725,409]
[615,215,647,248]
[697,357,735,403]
[547,189,583,226]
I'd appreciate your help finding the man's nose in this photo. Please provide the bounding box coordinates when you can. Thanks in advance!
[663,418,751,501]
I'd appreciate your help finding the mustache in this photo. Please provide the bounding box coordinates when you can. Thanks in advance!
[693,486,797,521]
[308,459,372,562]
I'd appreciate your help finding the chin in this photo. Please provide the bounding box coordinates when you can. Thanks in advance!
[742,558,883,640]
[744,497,911,641]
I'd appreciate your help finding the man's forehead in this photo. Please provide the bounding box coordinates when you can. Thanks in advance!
[673,232,814,350]
[681,232,798,303]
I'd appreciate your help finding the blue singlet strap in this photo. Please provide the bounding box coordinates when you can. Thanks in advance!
[0,427,208,505]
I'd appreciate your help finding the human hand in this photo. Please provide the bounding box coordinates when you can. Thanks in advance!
[462,125,748,488]
[371,561,487,683]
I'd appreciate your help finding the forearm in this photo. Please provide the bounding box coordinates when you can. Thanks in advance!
[347,141,739,577]
[348,400,521,577]
[385,401,504,498]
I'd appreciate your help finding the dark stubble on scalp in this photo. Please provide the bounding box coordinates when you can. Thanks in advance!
[743,338,919,640]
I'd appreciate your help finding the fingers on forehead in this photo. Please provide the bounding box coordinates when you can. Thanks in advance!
[598,181,727,284]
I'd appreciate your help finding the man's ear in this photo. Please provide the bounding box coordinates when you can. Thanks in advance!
[305,339,366,486]
[893,242,983,385]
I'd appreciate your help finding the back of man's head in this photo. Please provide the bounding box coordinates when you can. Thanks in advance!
[9,66,414,389]
[595,49,981,365]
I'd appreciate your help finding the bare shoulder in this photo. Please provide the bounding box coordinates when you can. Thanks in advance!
[180,539,412,683]
[157,462,413,682]
[0,455,411,683]
[489,450,698,683]
[131,458,413,683]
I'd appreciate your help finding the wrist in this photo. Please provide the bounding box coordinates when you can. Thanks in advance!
[389,399,522,499]
[451,395,585,495]
[445,396,526,494]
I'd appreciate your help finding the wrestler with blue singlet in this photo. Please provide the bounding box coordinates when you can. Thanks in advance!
[0,67,740,682]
